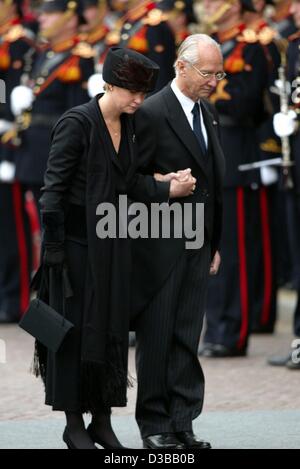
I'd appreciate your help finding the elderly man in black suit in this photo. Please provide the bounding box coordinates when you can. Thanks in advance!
[132,34,226,449]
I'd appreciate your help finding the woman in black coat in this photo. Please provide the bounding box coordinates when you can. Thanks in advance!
[35,47,195,449]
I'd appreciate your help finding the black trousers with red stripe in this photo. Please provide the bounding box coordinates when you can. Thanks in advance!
[0,182,40,320]
[250,186,278,333]
[204,186,277,352]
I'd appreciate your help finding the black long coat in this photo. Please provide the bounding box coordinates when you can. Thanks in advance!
[38,96,169,409]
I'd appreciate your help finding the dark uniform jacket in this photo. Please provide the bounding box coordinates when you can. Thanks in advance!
[0,21,35,162]
[210,24,269,187]
[288,32,300,199]
[14,38,95,185]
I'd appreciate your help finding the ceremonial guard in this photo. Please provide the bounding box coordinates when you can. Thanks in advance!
[268,0,297,39]
[0,0,36,322]
[105,0,176,91]
[80,0,112,97]
[200,0,270,357]
[268,0,300,369]
[9,0,94,207]
[157,0,194,48]
[243,0,281,333]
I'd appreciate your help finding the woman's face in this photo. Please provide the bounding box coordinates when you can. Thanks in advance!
[110,86,146,114]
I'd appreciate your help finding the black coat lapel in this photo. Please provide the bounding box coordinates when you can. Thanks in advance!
[162,86,209,177]
[89,96,125,173]
[201,100,225,186]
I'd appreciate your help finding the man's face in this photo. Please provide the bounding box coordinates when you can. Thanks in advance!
[38,11,64,36]
[290,0,300,28]
[179,46,224,100]
[202,0,235,25]
[83,6,99,25]
[251,0,266,13]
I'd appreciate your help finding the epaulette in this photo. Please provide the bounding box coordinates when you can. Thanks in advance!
[3,25,26,43]
[72,41,96,59]
[237,28,258,44]
[260,139,282,154]
[142,8,167,26]
[257,26,277,46]
[288,31,300,42]
[210,80,231,105]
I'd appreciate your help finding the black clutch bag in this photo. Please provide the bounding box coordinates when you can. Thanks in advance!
[19,266,74,353]
[20,298,74,353]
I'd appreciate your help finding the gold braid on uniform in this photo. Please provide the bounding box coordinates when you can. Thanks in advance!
[40,1,78,39]
[202,0,237,31]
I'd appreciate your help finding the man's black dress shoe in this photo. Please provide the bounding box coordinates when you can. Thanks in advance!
[267,352,292,367]
[175,431,211,449]
[143,433,184,449]
[0,310,19,324]
[87,423,125,449]
[286,359,300,370]
[199,343,246,358]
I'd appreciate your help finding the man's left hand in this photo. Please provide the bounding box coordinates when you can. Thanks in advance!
[210,251,221,275]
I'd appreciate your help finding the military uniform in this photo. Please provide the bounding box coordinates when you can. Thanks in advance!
[105,0,176,91]
[285,30,300,338]
[0,15,36,322]
[269,0,297,39]
[80,0,111,72]
[12,37,94,190]
[267,29,300,369]
[243,18,282,333]
[203,22,270,355]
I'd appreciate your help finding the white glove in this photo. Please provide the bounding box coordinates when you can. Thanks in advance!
[0,119,13,135]
[87,73,105,98]
[10,85,34,116]
[260,167,278,186]
[273,110,297,138]
[0,161,16,182]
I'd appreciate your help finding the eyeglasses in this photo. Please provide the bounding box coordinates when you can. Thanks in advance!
[190,64,226,81]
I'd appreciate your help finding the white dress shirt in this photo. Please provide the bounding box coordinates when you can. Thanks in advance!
[171,79,208,148]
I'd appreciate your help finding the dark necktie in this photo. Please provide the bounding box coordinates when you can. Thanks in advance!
[192,102,207,156]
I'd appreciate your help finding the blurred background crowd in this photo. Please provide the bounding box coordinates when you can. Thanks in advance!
[0,0,300,370]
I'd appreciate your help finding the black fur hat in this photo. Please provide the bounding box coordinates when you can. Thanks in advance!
[102,47,160,93]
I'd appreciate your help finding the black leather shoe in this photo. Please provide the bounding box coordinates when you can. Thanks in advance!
[0,310,19,323]
[267,352,292,367]
[62,427,97,449]
[87,423,125,449]
[286,359,300,370]
[175,431,211,449]
[199,343,247,358]
[143,433,184,449]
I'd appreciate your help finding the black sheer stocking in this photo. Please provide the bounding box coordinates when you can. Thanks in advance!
[64,412,96,449]
[90,409,123,448]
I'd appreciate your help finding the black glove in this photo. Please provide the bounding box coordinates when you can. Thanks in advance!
[41,210,65,267]
[43,244,65,267]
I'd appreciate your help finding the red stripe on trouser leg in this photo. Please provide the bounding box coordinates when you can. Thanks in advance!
[12,183,30,315]
[236,187,249,350]
[259,187,272,326]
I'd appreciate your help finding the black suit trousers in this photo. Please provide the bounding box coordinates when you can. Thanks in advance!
[135,242,211,438]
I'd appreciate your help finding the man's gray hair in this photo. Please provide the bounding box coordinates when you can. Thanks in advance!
[174,34,222,74]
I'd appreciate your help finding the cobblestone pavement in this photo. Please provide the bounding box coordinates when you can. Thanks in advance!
[0,290,299,422]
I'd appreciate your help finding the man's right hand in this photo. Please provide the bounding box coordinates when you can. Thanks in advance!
[169,176,196,198]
